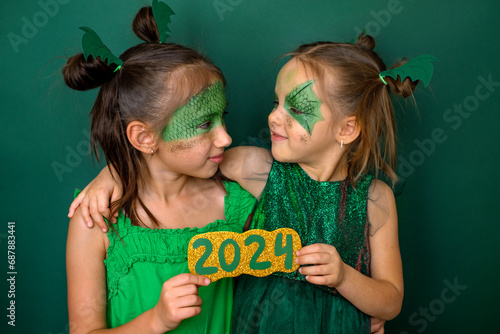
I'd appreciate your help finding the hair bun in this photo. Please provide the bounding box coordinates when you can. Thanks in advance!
[356,33,375,51]
[63,53,114,91]
[133,6,160,43]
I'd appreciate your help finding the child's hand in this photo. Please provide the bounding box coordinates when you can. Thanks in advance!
[68,166,122,232]
[151,273,210,332]
[295,243,346,288]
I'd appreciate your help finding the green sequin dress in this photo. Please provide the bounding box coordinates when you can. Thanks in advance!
[104,182,256,333]
[232,160,373,333]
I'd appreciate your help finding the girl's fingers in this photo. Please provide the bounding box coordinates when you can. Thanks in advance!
[296,243,329,255]
[303,274,331,286]
[109,190,121,224]
[296,252,332,265]
[110,188,122,206]
[95,218,108,232]
[80,196,93,228]
[96,195,111,220]
[168,274,210,288]
[298,264,334,276]
[175,294,203,308]
[89,197,107,232]
[68,191,85,218]
[174,305,202,321]
[169,284,200,299]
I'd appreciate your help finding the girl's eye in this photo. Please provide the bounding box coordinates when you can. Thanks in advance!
[272,100,279,111]
[290,107,304,115]
[198,120,212,130]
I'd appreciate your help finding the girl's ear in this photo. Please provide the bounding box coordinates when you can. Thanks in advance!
[338,116,361,145]
[126,121,157,154]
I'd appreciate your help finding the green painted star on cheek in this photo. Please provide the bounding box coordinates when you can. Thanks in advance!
[162,81,226,141]
[284,80,323,135]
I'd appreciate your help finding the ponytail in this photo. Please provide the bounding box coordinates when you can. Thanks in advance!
[288,33,421,187]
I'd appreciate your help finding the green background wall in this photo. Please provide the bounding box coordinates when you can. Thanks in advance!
[1,0,499,332]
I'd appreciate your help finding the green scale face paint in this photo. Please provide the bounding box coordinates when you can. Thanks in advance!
[280,80,323,135]
[162,81,226,141]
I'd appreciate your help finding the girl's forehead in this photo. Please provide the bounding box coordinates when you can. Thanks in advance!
[276,59,316,95]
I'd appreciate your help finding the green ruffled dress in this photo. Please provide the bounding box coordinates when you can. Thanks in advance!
[232,160,373,333]
[104,181,256,332]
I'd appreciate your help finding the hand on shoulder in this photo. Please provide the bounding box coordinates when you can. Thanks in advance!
[67,206,109,254]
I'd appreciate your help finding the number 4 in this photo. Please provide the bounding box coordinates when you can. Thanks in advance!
[274,233,294,269]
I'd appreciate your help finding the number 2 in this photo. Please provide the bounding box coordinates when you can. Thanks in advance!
[245,234,271,270]
[192,238,218,275]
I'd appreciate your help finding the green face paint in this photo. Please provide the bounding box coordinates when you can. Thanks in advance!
[283,80,323,135]
[162,81,226,141]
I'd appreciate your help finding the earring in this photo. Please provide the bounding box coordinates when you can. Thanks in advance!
[340,140,344,148]
[150,148,154,156]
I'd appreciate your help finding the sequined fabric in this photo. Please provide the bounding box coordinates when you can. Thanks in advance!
[232,160,373,333]
[251,160,373,287]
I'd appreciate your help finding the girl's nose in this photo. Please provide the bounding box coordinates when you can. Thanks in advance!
[268,107,283,128]
[214,125,232,148]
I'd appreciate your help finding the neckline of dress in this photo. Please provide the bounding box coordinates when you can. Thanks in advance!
[294,162,347,185]
[116,182,233,233]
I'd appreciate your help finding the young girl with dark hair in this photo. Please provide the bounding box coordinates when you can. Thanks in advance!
[70,32,433,332]
[64,5,255,333]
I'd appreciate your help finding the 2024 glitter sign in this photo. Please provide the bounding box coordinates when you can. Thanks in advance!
[188,228,302,281]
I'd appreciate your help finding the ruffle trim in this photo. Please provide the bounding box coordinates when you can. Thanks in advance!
[222,181,257,224]
[105,181,256,298]
[105,253,185,300]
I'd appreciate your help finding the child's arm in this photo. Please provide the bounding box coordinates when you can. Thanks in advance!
[67,146,272,231]
[296,180,403,320]
[66,209,210,333]
[220,146,273,199]
[68,166,122,231]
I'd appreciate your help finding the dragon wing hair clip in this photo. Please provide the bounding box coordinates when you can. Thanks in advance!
[379,54,438,88]
[79,0,175,72]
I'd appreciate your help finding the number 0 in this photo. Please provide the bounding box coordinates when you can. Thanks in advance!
[219,239,240,272]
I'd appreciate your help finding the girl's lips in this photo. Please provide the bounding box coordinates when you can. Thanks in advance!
[208,153,224,164]
[271,131,287,141]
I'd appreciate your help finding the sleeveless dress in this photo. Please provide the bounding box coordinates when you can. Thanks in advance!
[103,181,256,333]
[232,160,373,333]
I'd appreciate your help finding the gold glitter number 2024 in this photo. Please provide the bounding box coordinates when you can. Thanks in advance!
[187,228,301,281]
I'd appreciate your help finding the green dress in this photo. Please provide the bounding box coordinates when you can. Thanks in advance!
[104,181,256,332]
[232,160,373,333]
